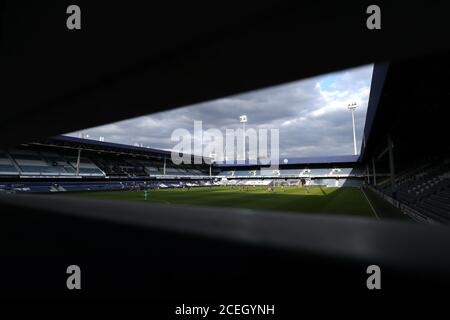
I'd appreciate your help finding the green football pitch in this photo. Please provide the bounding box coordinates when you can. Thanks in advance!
[69,186,408,220]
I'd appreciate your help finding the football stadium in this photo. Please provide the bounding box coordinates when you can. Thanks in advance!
[0,59,442,223]
[1,2,450,303]
[0,133,405,220]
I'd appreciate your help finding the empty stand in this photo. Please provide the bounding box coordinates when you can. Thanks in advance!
[64,155,105,176]
[0,151,19,175]
[376,159,450,223]
[9,149,68,175]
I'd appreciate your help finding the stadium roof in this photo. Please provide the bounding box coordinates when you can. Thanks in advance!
[48,135,172,156]
[32,135,209,163]
[34,136,360,167]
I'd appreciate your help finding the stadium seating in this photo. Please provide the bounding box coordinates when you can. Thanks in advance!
[1,145,363,194]
[164,167,181,175]
[0,149,106,177]
[8,149,69,175]
[58,149,206,179]
[189,169,204,175]
[378,159,450,223]
[217,167,361,178]
[217,170,235,176]
[65,156,105,176]
[144,166,161,176]
[39,151,76,175]
[87,153,208,178]
[0,151,19,175]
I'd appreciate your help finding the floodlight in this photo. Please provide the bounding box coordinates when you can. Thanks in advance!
[239,115,247,161]
[347,102,358,155]
[347,102,357,110]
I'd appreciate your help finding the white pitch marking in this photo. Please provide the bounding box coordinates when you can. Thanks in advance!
[361,188,379,220]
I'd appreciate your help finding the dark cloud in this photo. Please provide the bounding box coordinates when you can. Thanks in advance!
[68,64,373,158]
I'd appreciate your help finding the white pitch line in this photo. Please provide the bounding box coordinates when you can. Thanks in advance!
[361,188,379,220]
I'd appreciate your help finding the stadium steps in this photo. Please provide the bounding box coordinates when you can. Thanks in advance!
[415,202,450,223]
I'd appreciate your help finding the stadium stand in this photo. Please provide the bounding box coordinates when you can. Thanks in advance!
[0,137,215,181]
[90,154,159,177]
[64,156,104,176]
[8,149,69,175]
[376,159,450,223]
[0,137,366,194]
[215,167,363,179]
[144,165,162,176]
[0,151,19,175]
[39,151,77,175]
[217,170,235,176]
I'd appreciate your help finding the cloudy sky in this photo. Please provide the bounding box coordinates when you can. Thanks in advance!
[67,64,373,158]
